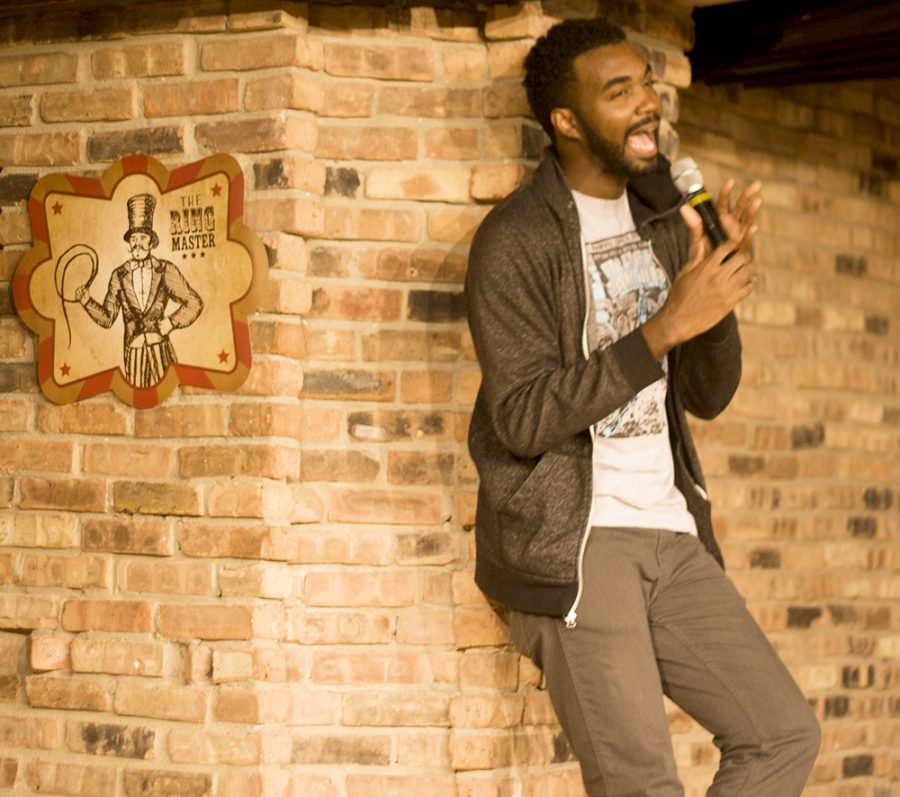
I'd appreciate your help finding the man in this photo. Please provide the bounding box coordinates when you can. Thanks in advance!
[77,193,203,388]
[465,17,819,797]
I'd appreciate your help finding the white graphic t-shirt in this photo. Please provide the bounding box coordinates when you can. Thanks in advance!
[573,189,696,534]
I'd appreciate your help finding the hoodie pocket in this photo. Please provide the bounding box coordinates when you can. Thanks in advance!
[497,452,582,582]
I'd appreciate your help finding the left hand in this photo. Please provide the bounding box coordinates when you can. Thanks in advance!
[159,316,173,337]
[716,178,762,252]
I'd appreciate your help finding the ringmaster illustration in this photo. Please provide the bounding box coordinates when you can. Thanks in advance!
[75,193,203,388]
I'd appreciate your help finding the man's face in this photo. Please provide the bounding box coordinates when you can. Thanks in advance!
[566,43,661,176]
[128,231,152,261]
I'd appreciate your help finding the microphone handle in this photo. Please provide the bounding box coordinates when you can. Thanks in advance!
[686,189,728,247]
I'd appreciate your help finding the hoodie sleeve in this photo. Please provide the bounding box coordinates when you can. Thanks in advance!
[465,201,664,460]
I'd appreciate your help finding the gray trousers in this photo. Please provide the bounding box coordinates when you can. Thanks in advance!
[509,528,820,797]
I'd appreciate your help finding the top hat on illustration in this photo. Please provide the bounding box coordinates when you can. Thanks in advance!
[123,193,159,248]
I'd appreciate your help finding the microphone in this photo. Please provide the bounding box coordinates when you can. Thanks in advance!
[670,157,728,247]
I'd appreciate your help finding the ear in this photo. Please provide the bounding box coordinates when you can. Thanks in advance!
[550,108,581,143]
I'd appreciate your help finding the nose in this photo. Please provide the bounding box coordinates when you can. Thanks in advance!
[638,81,661,117]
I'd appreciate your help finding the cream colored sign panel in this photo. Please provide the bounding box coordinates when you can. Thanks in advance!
[14,154,267,407]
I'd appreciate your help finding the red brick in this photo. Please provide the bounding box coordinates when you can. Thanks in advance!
[178,522,298,561]
[441,45,487,81]
[400,370,453,403]
[343,690,449,727]
[92,41,185,78]
[133,404,228,438]
[324,42,434,81]
[159,604,283,641]
[298,407,342,443]
[0,398,32,432]
[425,127,480,160]
[117,559,216,597]
[0,594,58,631]
[294,530,393,567]
[329,488,444,525]
[19,477,106,513]
[300,450,380,483]
[123,770,212,797]
[249,319,307,359]
[25,675,109,712]
[450,731,513,771]
[346,409,453,443]
[111,481,201,516]
[366,167,471,202]
[236,359,304,397]
[144,78,239,117]
[167,728,261,765]
[71,637,168,678]
[322,207,420,242]
[195,116,317,154]
[261,277,313,315]
[483,82,530,118]
[201,33,322,71]
[309,284,402,322]
[426,206,487,243]
[304,571,416,608]
[487,40,531,78]
[460,650,518,690]
[21,554,111,589]
[346,774,456,797]
[40,87,135,122]
[245,73,322,114]
[0,132,81,164]
[321,83,375,118]
[229,401,303,438]
[214,687,290,724]
[0,51,77,87]
[0,321,30,360]
[37,402,128,435]
[246,195,323,235]
[217,563,293,600]
[471,163,526,201]
[358,247,467,284]
[82,517,174,556]
[82,442,173,478]
[316,125,417,160]
[115,681,207,723]
[484,3,549,40]
[62,600,154,633]
[64,721,156,760]
[290,610,393,645]
[310,649,428,685]
[0,439,75,474]
[300,368,395,402]
[378,86,481,117]
[395,610,455,645]
[207,481,322,523]
[450,694,524,729]
[454,609,511,649]
[29,635,71,672]
[25,761,116,795]
[303,328,356,361]
[388,451,454,485]
[362,330,462,362]
[179,444,299,479]
[0,511,78,548]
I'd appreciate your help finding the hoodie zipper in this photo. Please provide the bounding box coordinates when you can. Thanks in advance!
[564,231,597,629]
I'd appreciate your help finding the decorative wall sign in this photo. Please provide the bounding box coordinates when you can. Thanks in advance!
[13,154,267,408]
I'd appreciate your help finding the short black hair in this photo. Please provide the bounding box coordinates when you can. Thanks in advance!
[523,17,627,141]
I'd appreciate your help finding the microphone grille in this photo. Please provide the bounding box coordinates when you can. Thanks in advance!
[670,157,704,196]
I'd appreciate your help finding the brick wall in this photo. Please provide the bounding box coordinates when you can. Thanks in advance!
[0,2,896,796]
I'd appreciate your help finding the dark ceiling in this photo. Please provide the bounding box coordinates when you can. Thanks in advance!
[690,0,900,86]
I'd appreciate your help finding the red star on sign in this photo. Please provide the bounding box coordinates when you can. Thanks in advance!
[211,184,222,197]
[60,363,71,375]
[52,202,63,215]
[218,350,229,363]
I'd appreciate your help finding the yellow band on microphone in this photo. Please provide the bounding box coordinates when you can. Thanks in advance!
[687,192,712,207]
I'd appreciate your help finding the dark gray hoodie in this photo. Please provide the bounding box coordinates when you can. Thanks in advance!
[465,151,741,622]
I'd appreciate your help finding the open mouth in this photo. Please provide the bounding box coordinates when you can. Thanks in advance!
[625,121,659,158]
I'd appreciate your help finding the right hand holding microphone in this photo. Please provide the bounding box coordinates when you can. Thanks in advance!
[642,181,761,359]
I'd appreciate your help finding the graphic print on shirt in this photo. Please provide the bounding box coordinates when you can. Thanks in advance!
[585,230,669,438]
